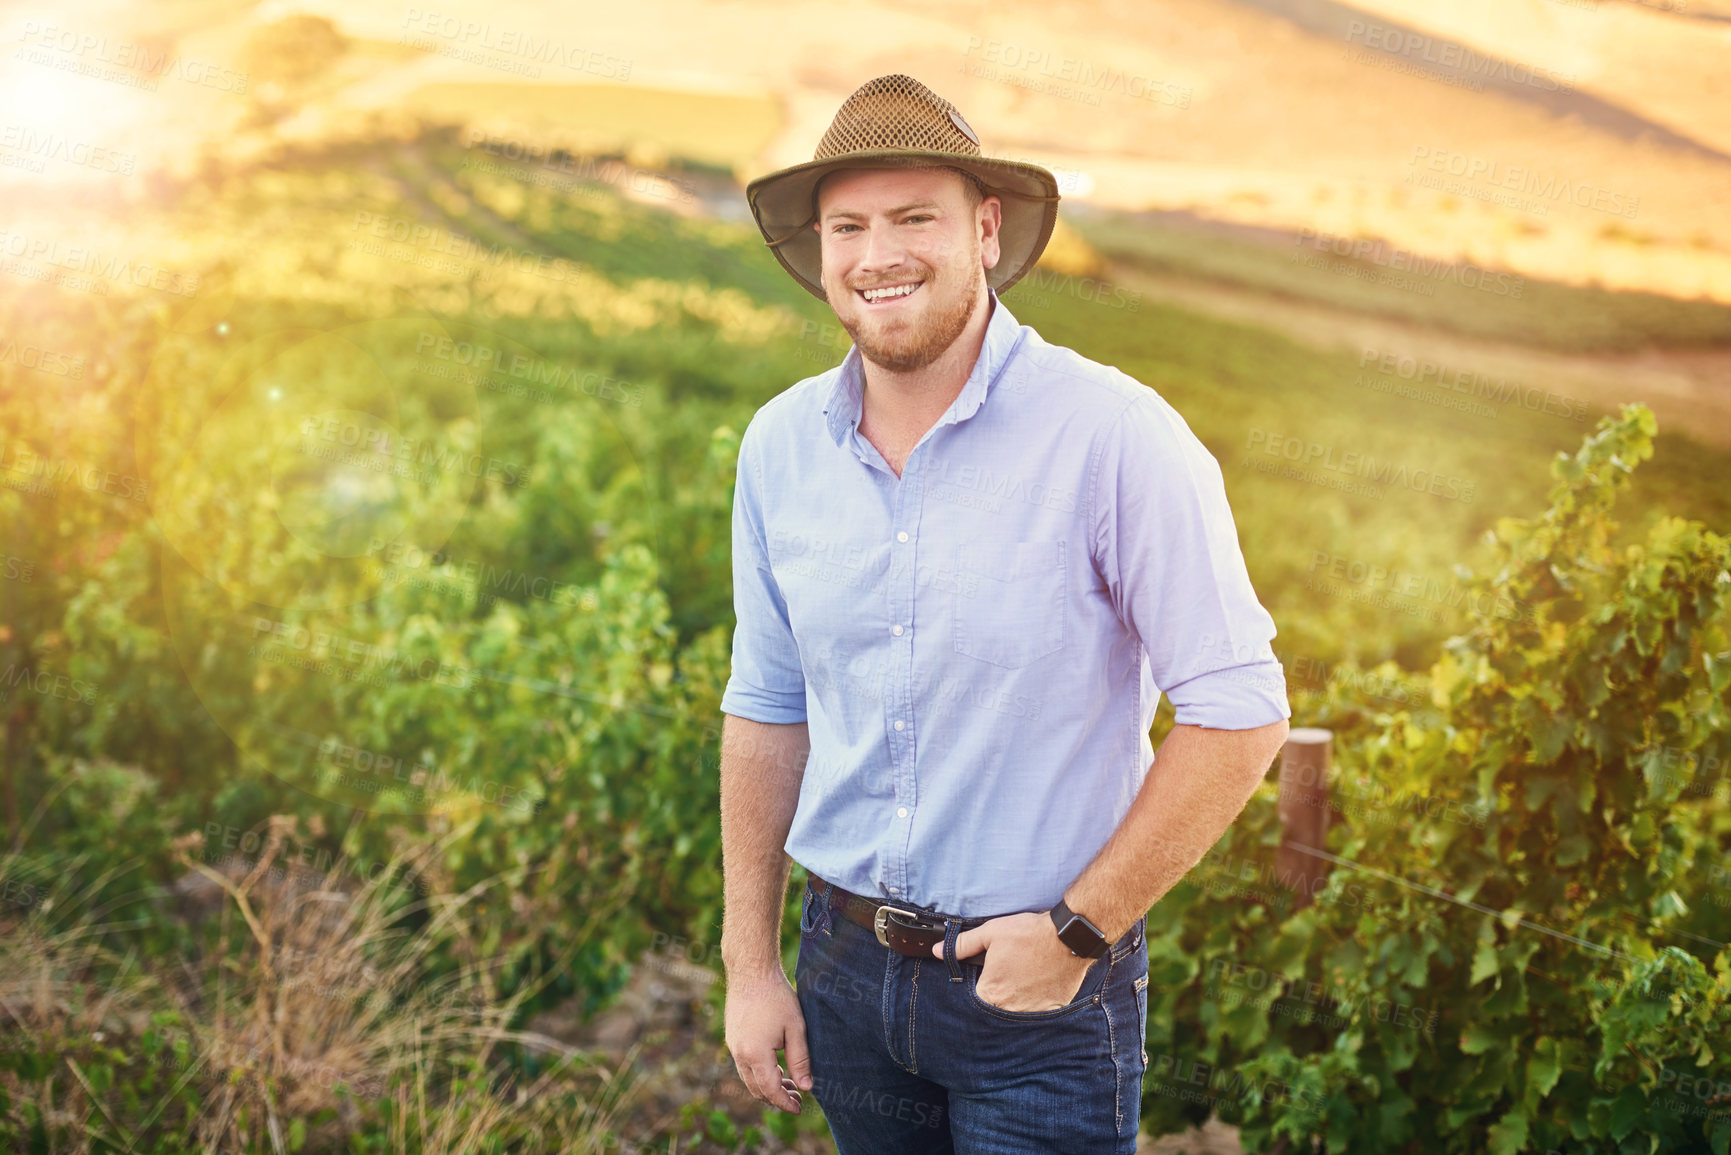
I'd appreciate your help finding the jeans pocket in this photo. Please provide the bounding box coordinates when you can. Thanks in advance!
[966,951,1107,1022]
[1133,972,1150,1067]
[798,880,830,938]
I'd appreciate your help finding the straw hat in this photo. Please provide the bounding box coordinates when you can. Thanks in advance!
[745,74,1061,303]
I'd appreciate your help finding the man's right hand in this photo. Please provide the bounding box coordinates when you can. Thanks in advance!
[723,970,813,1114]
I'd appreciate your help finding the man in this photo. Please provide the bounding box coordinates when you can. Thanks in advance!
[718,74,1290,1153]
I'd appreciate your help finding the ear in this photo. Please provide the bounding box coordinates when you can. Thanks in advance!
[978,196,1003,272]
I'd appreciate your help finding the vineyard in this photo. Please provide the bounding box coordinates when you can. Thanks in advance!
[0,127,1728,1152]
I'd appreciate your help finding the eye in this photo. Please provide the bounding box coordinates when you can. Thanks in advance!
[904,214,934,224]
[831,223,860,234]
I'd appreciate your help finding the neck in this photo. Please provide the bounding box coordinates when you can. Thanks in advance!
[859,288,994,427]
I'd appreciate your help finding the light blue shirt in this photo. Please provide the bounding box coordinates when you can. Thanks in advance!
[720,288,1289,917]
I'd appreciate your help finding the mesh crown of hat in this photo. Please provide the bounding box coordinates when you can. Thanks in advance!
[814,74,982,160]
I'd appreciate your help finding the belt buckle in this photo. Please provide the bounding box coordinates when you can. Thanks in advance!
[872,904,924,948]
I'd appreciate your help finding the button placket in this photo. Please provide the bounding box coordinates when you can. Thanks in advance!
[887,456,921,900]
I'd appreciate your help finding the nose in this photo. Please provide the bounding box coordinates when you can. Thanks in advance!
[857,222,910,281]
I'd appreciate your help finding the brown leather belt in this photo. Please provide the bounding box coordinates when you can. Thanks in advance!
[810,873,991,957]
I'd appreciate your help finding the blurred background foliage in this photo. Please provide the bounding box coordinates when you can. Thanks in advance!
[0,112,1727,1151]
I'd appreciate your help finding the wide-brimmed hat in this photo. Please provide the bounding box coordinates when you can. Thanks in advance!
[745,74,1061,303]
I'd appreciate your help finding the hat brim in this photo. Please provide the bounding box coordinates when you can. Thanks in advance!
[745,151,1060,304]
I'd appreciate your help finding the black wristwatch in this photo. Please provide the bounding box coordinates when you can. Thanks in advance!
[1049,898,1108,959]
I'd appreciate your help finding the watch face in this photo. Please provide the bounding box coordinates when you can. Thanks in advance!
[1059,916,1106,957]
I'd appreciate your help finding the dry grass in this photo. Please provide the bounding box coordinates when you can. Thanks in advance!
[0,814,652,1154]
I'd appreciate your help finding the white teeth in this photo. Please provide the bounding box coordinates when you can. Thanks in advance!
[862,282,920,301]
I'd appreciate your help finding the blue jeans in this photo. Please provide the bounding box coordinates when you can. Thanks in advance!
[793,876,1150,1154]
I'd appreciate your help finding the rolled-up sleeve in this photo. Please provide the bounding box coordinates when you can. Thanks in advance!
[719,419,808,724]
[1089,390,1290,729]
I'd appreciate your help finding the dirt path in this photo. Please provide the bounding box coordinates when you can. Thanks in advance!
[1103,257,1731,449]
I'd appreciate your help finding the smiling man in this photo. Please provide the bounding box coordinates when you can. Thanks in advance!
[718,74,1291,1154]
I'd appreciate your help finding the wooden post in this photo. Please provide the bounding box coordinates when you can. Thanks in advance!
[1276,728,1333,911]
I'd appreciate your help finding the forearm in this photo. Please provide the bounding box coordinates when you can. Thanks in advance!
[1062,718,1289,943]
[718,714,812,982]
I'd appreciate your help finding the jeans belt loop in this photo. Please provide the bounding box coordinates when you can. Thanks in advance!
[943,917,963,982]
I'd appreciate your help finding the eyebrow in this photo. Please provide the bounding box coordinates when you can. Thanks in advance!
[820,199,944,223]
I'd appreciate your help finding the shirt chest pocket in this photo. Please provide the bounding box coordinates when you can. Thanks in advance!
[950,539,1066,670]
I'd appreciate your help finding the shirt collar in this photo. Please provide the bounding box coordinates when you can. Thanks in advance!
[822,286,1021,448]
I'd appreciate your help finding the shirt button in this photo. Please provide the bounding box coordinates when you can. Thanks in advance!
[897,807,908,817]
[891,624,904,636]
[894,720,905,731]
[897,531,909,542]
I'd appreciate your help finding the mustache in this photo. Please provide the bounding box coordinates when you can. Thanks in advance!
[848,273,932,292]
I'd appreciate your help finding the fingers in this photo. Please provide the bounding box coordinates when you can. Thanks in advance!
[783,1017,814,1092]
[727,994,810,1114]
[736,1053,803,1113]
[950,921,990,959]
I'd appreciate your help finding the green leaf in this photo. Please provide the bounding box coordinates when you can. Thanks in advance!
[1487,1110,1528,1155]
[1528,1037,1563,1098]
[1461,1021,1499,1054]
[1609,1085,1646,1141]
[1472,941,1500,986]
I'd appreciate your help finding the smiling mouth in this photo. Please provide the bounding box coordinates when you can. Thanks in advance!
[857,281,923,306]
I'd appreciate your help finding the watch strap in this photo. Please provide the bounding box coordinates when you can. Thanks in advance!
[1050,898,1108,958]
